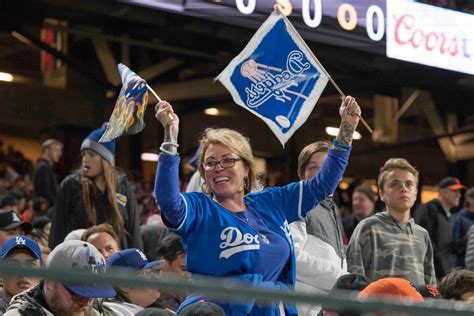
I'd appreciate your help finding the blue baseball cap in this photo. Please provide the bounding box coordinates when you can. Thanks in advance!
[0,235,42,261]
[46,240,116,298]
[107,248,163,271]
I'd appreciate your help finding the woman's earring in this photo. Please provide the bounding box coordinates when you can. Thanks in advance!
[244,176,250,192]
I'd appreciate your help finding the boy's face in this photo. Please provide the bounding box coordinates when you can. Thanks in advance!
[3,249,41,298]
[301,151,327,180]
[461,291,474,301]
[380,169,417,213]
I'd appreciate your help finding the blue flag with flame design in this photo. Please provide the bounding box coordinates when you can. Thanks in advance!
[216,11,329,146]
[99,64,149,143]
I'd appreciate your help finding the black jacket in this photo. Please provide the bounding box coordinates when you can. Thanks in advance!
[342,214,361,240]
[49,172,142,250]
[33,159,58,207]
[140,224,170,261]
[413,199,454,280]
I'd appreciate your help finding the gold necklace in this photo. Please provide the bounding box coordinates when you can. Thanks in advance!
[236,207,270,245]
[212,197,270,244]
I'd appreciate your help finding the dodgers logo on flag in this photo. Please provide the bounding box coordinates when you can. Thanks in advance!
[100,64,149,143]
[216,11,329,146]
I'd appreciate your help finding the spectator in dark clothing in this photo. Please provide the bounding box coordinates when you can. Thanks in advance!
[451,187,474,267]
[31,197,49,220]
[158,233,188,280]
[6,190,27,214]
[49,124,142,250]
[152,233,187,312]
[5,240,116,315]
[414,176,466,280]
[104,248,163,314]
[0,210,33,247]
[141,224,170,261]
[0,196,18,213]
[343,185,377,239]
[33,139,63,207]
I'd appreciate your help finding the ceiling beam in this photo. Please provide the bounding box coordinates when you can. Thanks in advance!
[11,30,114,90]
[151,77,228,102]
[138,58,184,82]
[91,37,121,86]
[419,90,457,162]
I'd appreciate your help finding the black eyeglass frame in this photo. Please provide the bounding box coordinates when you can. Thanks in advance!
[202,157,242,172]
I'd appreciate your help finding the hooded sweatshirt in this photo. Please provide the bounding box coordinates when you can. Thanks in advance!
[347,211,436,285]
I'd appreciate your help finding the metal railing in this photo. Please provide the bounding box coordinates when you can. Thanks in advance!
[1,261,473,315]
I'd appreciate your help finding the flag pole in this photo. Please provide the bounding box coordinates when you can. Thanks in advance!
[274,6,373,134]
[147,84,162,102]
[146,83,175,121]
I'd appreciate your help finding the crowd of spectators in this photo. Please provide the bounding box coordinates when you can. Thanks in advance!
[1,109,474,316]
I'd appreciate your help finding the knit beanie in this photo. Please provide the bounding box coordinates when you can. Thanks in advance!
[80,123,116,165]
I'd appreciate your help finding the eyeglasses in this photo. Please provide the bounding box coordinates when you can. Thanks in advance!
[203,157,242,171]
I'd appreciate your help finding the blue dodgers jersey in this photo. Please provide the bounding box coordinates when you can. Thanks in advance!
[175,181,310,283]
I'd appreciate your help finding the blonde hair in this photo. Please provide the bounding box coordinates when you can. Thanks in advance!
[41,139,62,154]
[377,158,419,190]
[80,158,125,241]
[197,128,259,194]
[81,223,120,245]
[297,141,329,178]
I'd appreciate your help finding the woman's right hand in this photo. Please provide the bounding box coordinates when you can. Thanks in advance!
[155,101,179,134]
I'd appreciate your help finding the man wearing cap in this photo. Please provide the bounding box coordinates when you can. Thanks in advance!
[102,248,163,314]
[5,240,116,316]
[414,176,466,279]
[0,236,42,313]
[0,210,33,248]
[49,124,142,251]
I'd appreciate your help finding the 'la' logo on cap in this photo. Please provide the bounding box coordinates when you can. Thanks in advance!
[15,236,26,245]
[136,249,147,261]
[12,213,20,222]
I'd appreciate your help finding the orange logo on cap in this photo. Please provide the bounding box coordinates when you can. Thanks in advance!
[426,285,439,297]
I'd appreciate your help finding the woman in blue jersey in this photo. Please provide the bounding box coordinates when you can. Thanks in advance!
[154,96,361,315]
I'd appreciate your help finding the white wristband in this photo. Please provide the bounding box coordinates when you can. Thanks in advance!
[162,142,179,148]
[159,146,178,156]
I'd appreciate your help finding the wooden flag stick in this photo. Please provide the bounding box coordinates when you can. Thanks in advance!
[275,8,373,134]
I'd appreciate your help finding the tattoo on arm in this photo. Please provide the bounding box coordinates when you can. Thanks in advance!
[336,121,355,146]
[162,125,178,154]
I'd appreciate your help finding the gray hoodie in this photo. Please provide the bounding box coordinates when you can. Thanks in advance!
[347,211,436,285]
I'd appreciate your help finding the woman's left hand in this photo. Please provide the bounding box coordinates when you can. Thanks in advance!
[339,96,361,129]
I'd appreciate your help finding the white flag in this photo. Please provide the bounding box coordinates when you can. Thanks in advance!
[216,11,329,146]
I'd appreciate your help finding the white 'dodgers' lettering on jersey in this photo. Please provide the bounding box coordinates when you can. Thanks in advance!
[219,227,260,259]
